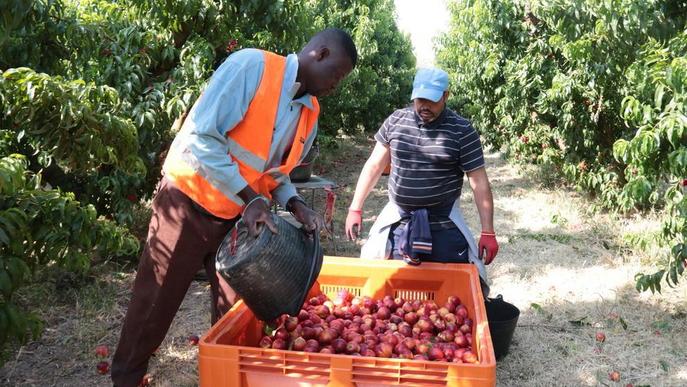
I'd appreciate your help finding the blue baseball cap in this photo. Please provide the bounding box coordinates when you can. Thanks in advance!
[411,68,449,102]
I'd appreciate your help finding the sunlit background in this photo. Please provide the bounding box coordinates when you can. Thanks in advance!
[394,0,451,67]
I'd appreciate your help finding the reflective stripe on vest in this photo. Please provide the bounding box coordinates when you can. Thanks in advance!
[163,50,320,219]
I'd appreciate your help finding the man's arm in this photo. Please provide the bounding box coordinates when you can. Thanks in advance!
[345,142,391,240]
[272,123,323,233]
[271,121,318,208]
[466,167,494,232]
[178,49,277,235]
[466,167,498,264]
[182,49,263,199]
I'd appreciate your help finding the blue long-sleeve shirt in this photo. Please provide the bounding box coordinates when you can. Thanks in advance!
[167,48,317,207]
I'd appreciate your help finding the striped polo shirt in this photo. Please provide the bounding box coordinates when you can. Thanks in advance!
[375,107,485,229]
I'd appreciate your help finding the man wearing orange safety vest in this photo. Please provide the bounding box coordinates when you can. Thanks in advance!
[111,28,357,387]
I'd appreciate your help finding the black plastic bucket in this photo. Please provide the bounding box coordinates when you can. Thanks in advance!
[216,215,323,322]
[290,144,319,182]
[485,295,519,360]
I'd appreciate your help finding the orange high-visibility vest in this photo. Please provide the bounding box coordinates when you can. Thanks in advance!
[163,50,320,219]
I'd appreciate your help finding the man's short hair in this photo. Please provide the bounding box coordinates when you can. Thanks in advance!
[314,28,358,67]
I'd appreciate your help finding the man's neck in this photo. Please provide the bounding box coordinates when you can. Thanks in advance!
[295,55,307,98]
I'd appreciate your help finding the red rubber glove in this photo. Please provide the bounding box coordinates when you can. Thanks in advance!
[345,209,363,240]
[478,232,499,265]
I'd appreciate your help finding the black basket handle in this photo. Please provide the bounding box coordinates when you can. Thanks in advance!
[295,224,320,312]
[485,294,504,304]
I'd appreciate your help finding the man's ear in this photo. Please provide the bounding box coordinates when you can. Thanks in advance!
[442,90,450,102]
[316,46,330,62]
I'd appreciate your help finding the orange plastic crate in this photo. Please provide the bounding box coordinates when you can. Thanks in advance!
[199,256,496,386]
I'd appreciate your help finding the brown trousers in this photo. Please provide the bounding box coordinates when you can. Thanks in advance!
[111,178,238,387]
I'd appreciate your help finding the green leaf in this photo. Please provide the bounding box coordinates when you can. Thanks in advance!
[0,307,8,343]
[669,262,678,286]
[568,317,590,326]
[6,303,26,342]
[659,359,670,372]
[612,139,629,162]
[0,228,9,246]
[263,324,276,337]
[652,320,670,331]
[654,83,665,110]
[0,270,12,298]
[6,256,30,284]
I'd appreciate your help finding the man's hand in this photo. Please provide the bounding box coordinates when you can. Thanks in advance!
[289,198,324,233]
[345,209,362,240]
[478,231,499,265]
[242,196,278,237]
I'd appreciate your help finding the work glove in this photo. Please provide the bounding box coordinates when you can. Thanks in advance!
[478,231,499,265]
[345,208,363,240]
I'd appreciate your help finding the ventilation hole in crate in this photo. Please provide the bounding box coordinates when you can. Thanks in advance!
[321,285,362,299]
[394,290,435,301]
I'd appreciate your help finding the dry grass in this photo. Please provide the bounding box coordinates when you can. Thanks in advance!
[479,153,687,387]
[0,138,685,386]
[0,264,209,387]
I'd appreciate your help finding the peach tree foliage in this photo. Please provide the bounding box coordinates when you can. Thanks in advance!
[1,0,311,224]
[310,0,416,142]
[131,0,417,140]
[614,32,687,292]
[0,0,312,357]
[0,155,139,355]
[437,0,687,292]
[2,0,415,221]
[0,0,416,354]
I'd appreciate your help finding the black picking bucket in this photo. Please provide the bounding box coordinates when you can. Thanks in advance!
[215,214,323,322]
[485,294,520,360]
[289,144,319,182]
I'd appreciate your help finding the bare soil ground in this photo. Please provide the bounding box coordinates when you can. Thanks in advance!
[1,137,685,386]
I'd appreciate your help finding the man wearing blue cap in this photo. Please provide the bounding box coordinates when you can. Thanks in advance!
[344,67,498,284]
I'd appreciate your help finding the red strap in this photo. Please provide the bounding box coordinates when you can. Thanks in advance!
[324,187,336,226]
[230,226,238,255]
